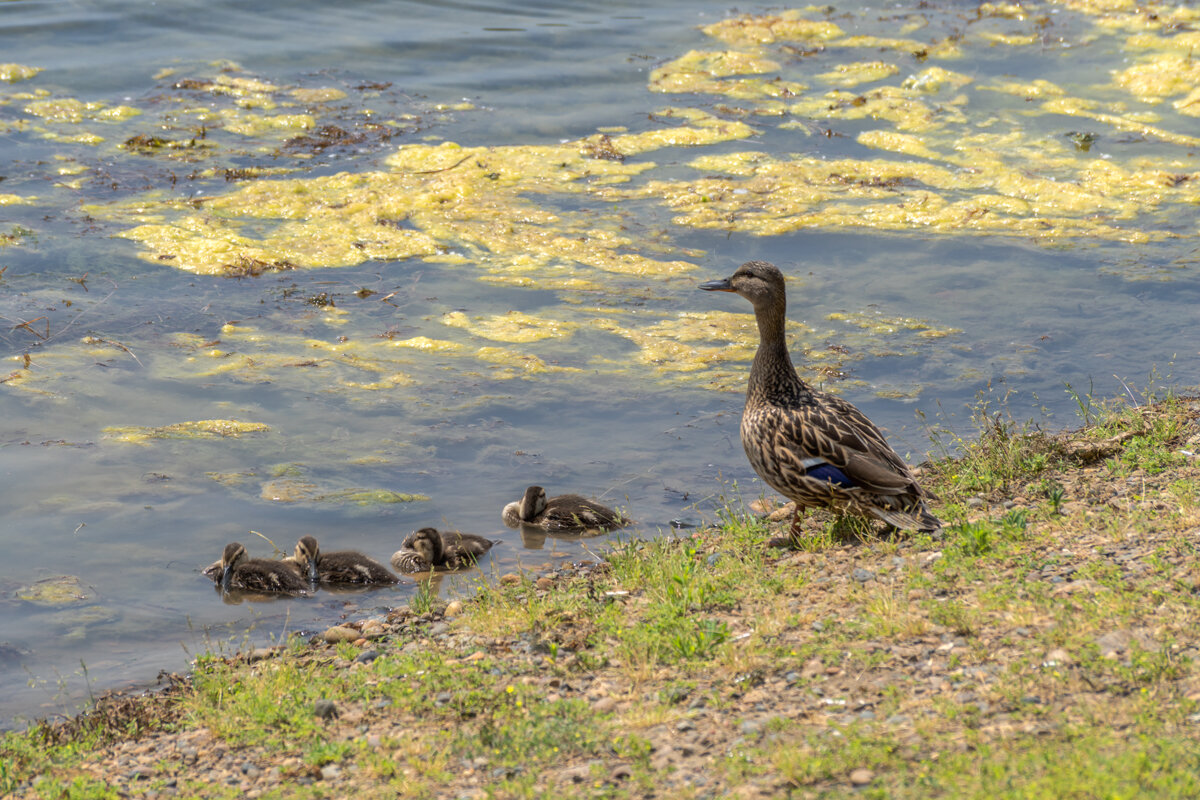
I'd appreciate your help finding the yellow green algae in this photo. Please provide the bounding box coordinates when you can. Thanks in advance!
[104,108,748,278]
[102,419,271,444]
[0,64,41,82]
[15,575,92,607]
[6,0,1200,424]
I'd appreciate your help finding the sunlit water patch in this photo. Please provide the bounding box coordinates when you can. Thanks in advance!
[1,0,1198,728]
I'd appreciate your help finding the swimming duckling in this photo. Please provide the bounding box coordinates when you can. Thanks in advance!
[700,261,940,537]
[501,485,627,532]
[214,542,309,595]
[396,527,496,571]
[291,535,397,585]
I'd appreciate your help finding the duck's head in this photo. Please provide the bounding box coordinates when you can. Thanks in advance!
[502,485,547,526]
[523,486,548,518]
[219,542,247,592]
[293,535,321,584]
[410,528,443,564]
[700,260,785,310]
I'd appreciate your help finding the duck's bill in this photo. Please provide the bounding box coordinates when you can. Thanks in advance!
[699,277,734,292]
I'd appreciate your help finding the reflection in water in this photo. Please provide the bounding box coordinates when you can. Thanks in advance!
[514,523,608,552]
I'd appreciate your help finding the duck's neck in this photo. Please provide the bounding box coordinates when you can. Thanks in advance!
[749,298,813,406]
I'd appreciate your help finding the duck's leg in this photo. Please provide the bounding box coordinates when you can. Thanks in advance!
[766,504,807,548]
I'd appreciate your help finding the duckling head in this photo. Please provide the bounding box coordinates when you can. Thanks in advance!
[700,260,785,312]
[503,485,547,526]
[294,535,321,584]
[410,528,443,565]
[219,542,247,592]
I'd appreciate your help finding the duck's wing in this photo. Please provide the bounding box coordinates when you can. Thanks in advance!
[442,531,496,554]
[778,394,921,496]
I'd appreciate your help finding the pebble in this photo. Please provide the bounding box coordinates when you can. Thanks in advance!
[535,577,553,590]
[849,767,875,785]
[355,649,380,664]
[592,696,617,712]
[499,573,521,586]
[444,600,464,617]
[320,764,341,781]
[324,626,360,643]
[852,567,875,583]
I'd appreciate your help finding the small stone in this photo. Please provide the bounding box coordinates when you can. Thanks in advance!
[500,573,521,586]
[1042,648,1071,667]
[320,764,341,781]
[535,577,553,590]
[849,767,874,785]
[852,567,875,583]
[324,626,359,644]
[444,600,464,617]
[592,696,617,712]
[355,649,380,664]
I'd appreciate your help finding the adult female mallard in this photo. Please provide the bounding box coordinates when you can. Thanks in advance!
[390,528,496,573]
[291,535,397,585]
[213,542,309,595]
[501,485,627,532]
[700,260,940,537]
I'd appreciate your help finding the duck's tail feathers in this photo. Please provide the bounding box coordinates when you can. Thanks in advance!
[863,497,942,533]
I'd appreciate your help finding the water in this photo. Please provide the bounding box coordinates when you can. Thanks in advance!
[2,0,1198,728]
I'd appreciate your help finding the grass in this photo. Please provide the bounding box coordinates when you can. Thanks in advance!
[2,393,1199,798]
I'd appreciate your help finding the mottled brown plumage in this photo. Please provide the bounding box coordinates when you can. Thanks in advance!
[213,542,309,595]
[292,535,397,585]
[700,261,940,535]
[391,527,496,573]
[501,485,627,532]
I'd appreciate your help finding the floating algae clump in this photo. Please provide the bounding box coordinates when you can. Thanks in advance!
[103,419,271,444]
[15,576,93,607]
[441,311,579,343]
[0,64,41,82]
[111,108,748,278]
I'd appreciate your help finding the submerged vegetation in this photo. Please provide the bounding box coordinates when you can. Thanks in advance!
[3,393,1199,797]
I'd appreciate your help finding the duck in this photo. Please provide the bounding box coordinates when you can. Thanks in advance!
[501,485,627,532]
[213,542,309,595]
[700,260,940,537]
[392,527,496,573]
[290,535,397,585]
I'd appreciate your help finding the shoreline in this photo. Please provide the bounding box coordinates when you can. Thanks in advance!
[4,394,1199,798]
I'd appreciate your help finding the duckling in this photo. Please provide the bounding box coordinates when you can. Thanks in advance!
[389,546,430,574]
[291,535,397,585]
[214,542,309,595]
[398,527,496,571]
[501,485,627,532]
[700,260,940,537]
